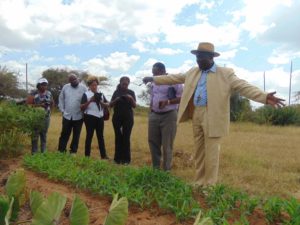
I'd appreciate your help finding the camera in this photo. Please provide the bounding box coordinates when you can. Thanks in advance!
[94,93,102,103]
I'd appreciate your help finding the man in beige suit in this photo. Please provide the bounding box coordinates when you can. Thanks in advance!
[143,42,285,186]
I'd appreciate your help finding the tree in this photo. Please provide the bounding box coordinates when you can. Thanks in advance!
[294,91,300,104]
[42,69,70,105]
[0,66,27,99]
[138,84,151,106]
[230,92,252,121]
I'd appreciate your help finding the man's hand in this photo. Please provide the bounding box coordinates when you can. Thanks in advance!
[142,77,154,84]
[266,91,285,108]
[159,100,168,109]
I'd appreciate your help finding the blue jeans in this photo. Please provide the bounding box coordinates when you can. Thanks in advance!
[31,116,50,154]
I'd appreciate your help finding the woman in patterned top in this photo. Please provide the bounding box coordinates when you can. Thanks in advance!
[26,78,53,154]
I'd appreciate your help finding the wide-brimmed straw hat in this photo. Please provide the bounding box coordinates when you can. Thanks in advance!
[191,42,220,57]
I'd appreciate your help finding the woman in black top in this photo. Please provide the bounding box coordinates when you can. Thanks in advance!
[110,76,136,164]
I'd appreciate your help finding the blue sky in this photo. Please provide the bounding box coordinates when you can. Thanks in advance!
[1,0,300,105]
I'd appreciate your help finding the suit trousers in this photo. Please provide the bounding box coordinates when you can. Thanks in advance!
[192,106,222,186]
[148,110,177,171]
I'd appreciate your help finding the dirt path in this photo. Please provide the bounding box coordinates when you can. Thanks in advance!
[0,157,193,225]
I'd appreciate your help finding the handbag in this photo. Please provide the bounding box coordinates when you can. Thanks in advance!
[103,107,110,121]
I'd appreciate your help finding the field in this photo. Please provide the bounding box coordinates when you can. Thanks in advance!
[1,110,300,224]
[44,111,300,198]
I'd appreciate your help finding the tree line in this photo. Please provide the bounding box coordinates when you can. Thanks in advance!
[0,67,108,105]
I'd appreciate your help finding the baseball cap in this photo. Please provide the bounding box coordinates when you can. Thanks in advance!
[37,78,48,84]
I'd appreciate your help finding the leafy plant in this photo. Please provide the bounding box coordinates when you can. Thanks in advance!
[283,198,300,224]
[252,105,300,126]
[70,195,89,225]
[0,102,46,158]
[24,152,201,220]
[0,195,10,225]
[193,210,213,225]
[4,169,26,221]
[103,194,128,225]
[4,198,14,225]
[263,196,284,223]
[30,191,44,216]
[31,192,67,225]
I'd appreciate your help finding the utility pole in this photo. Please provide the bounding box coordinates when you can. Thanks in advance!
[26,63,28,92]
[288,60,293,105]
[263,71,265,92]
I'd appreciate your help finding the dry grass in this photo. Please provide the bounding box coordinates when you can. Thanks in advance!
[42,112,300,198]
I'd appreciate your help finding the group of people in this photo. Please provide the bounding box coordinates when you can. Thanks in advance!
[27,41,285,186]
[27,74,136,165]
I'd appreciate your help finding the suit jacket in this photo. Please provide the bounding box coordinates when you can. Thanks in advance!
[154,66,267,137]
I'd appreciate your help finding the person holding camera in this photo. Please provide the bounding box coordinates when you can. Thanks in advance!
[109,76,136,165]
[148,62,183,171]
[80,76,109,159]
[26,78,54,154]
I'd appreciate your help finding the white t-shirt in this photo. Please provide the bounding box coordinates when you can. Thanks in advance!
[83,90,104,118]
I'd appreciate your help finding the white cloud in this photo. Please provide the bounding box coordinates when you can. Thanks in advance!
[258,1,300,51]
[82,52,140,75]
[1,0,226,50]
[143,58,160,70]
[198,0,216,9]
[162,23,241,48]
[195,13,209,22]
[156,48,183,55]
[132,41,149,53]
[28,53,54,63]
[219,49,238,60]
[237,0,292,37]
[267,49,300,65]
[64,54,80,63]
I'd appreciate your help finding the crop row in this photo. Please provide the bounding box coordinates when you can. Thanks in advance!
[23,152,300,224]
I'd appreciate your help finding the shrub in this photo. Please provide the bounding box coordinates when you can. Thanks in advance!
[0,101,46,158]
[251,105,300,126]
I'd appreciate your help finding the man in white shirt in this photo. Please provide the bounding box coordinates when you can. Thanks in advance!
[58,73,87,153]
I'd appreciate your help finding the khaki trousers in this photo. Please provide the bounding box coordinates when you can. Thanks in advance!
[192,106,222,186]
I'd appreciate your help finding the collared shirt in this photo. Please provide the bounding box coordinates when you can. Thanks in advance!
[150,83,183,113]
[193,63,216,106]
[58,83,87,120]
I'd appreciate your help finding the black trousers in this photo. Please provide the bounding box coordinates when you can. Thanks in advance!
[58,117,83,153]
[84,114,107,158]
[112,114,134,164]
